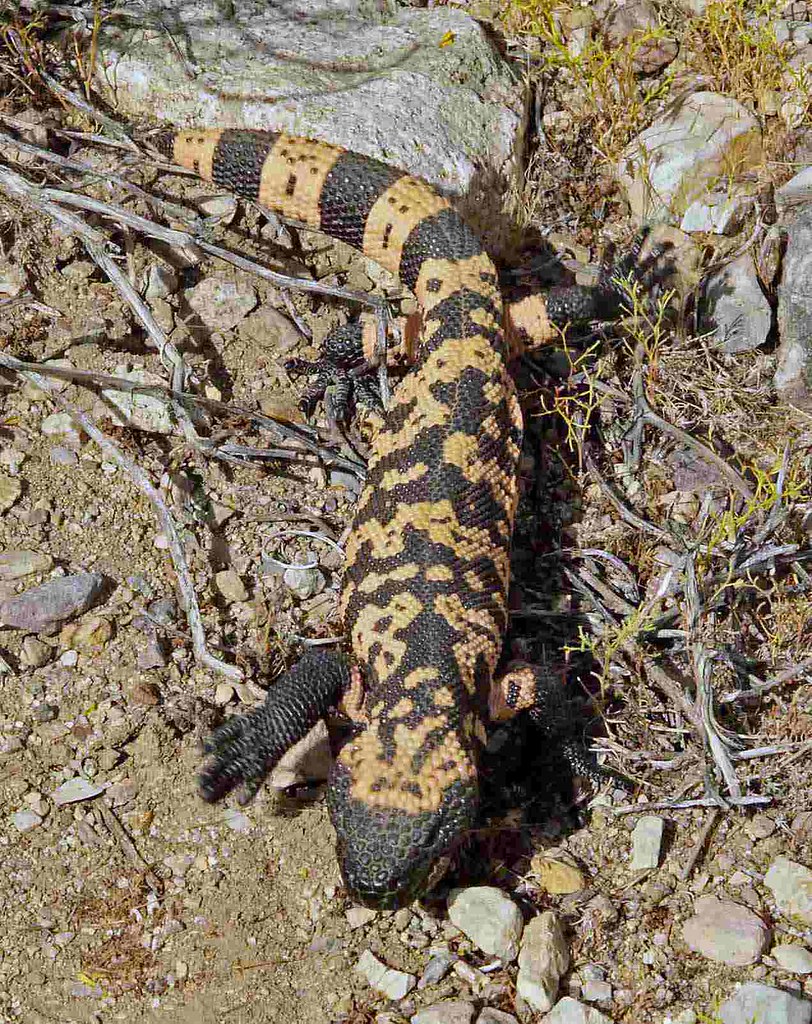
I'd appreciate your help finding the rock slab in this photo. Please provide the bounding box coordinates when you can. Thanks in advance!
[94,0,521,202]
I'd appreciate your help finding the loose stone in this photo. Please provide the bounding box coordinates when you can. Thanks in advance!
[542,997,615,1023]
[346,907,378,930]
[215,569,248,604]
[21,637,52,668]
[476,1010,519,1024]
[773,944,812,974]
[582,980,612,1003]
[356,949,416,1001]
[0,573,105,632]
[447,886,524,963]
[52,777,105,806]
[0,474,22,511]
[718,981,812,1024]
[682,896,770,965]
[418,950,457,988]
[185,274,257,330]
[12,808,43,831]
[765,858,812,925]
[630,816,665,870]
[516,911,570,1013]
[283,565,324,600]
[410,1000,475,1024]
[533,854,587,894]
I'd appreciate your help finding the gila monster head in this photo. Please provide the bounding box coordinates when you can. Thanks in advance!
[326,759,478,908]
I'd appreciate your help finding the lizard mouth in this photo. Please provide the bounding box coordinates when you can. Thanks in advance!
[327,767,478,909]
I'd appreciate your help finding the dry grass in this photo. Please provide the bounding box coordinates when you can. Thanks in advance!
[501,0,675,161]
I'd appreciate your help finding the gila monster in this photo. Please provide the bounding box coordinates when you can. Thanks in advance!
[157,128,628,908]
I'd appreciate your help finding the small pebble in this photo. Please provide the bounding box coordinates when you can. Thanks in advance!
[630,815,665,870]
[283,566,324,600]
[410,999,475,1024]
[447,886,523,963]
[346,907,378,930]
[20,637,52,668]
[52,778,105,806]
[60,650,79,668]
[356,949,416,1001]
[215,569,248,604]
[12,808,43,832]
[0,550,53,579]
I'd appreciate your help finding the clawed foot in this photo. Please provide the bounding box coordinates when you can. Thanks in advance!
[199,710,271,804]
[286,320,384,426]
[545,226,677,329]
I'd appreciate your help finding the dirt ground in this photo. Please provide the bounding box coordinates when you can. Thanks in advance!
[2,15,812,1024]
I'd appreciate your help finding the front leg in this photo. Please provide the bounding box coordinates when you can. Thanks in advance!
[490,659,630,790]
[199,649,351,804]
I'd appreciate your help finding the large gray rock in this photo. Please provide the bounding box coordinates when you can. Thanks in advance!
[775,208,812,408]
[94,0,521,206]
[718,982,812,1024]
[617,92,761,223]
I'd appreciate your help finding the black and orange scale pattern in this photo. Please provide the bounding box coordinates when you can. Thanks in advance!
[160,129,602,907]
